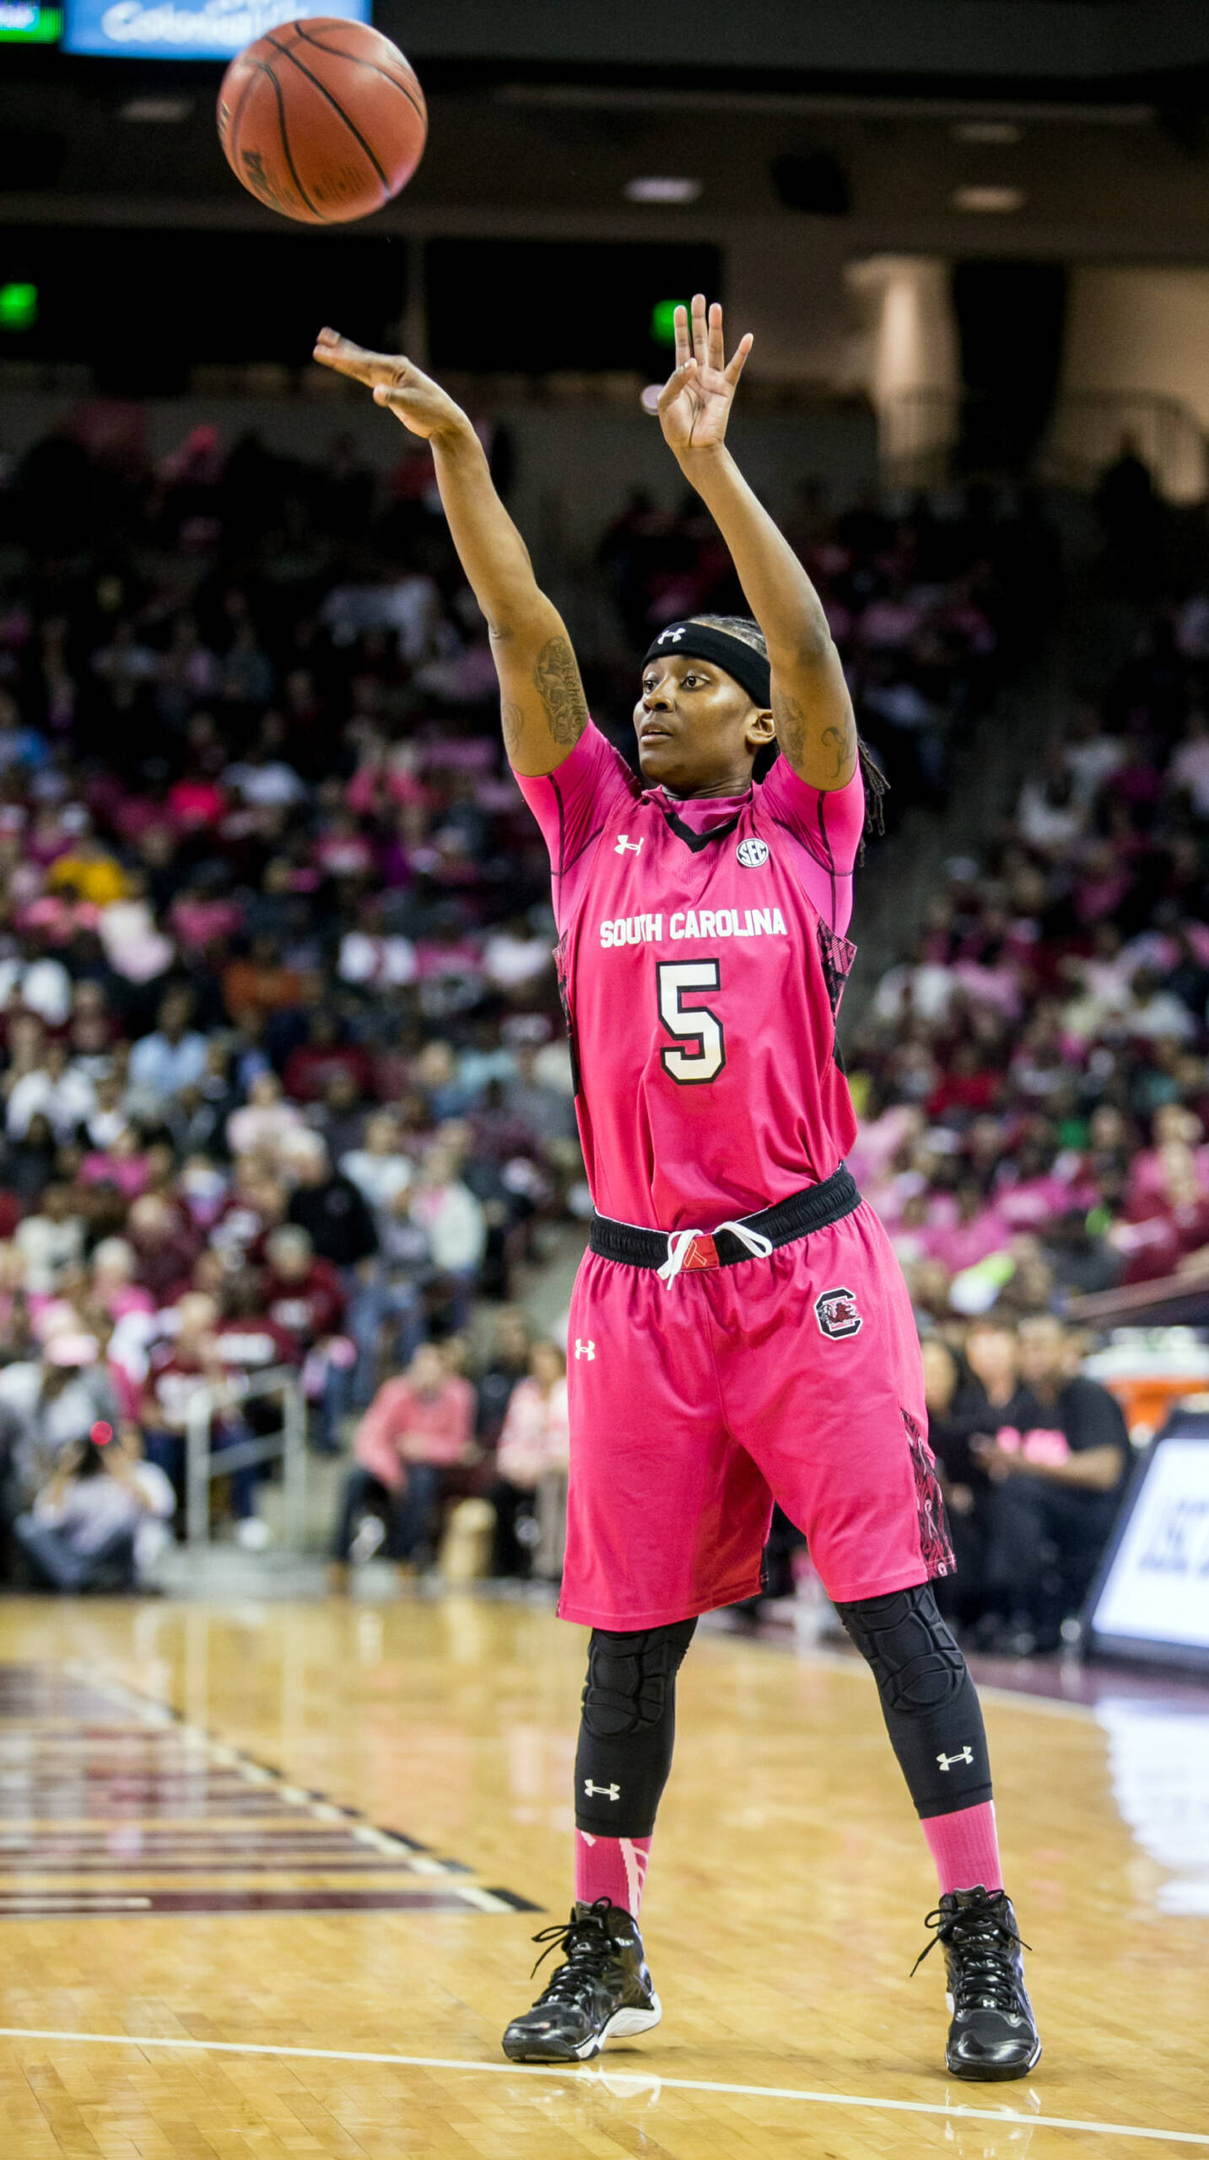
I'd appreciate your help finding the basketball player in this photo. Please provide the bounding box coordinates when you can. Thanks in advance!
[314,299,1040,2082]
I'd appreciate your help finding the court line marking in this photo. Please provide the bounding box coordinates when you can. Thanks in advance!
[783,1640,1209,1727]
[766,1641,1104,1721]
[0,2027,1204,2147]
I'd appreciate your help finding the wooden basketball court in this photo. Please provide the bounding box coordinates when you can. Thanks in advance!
[0,1592,1203,2158]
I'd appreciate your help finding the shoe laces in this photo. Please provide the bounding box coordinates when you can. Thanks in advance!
[911,1891,1031,2014]
[527,1897,617,2002]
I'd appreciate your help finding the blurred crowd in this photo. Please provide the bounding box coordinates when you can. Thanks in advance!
[0,411,1050,1591]
[600,476,1059,812]
[0,414,591,1583]
[0,408,1176,1642]
[758,1306,1129,1656]
[847,599,1209,1324]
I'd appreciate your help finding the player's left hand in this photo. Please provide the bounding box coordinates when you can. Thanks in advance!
[654,295,753,456]
[312,329,468,442]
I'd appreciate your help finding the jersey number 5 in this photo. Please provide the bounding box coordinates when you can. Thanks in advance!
[657,960,725,1084]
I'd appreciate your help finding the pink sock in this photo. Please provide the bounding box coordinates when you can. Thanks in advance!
[575,1831,652,1918]
[922,1801,1003,1896]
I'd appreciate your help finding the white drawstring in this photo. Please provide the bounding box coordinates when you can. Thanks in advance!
[656,1229,706,1283]
[656,1219,775,1284]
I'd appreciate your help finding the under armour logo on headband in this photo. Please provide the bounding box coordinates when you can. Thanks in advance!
[657,627,686,643]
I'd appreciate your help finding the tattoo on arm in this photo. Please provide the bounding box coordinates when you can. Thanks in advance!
[775,692,809,768]
[820,713,857,782]
[533,636,589,747]
[501,701,524,759]
[777,691,855,782]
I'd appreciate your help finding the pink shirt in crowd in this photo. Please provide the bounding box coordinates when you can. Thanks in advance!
[354,1373,475,1487]
[497,1377,570,1489]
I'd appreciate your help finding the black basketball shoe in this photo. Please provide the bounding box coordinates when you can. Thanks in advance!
[914,1886,1041,2080]
[501,1897,662,2062]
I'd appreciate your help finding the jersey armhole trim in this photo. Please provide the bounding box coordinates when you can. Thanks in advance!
[558,820,612,877]
[768,815,855,886]
[816,791,838,932]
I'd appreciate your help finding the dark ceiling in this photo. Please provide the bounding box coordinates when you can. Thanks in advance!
[3,1,1209,258]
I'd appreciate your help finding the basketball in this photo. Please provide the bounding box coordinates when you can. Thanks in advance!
[217,17,427,225]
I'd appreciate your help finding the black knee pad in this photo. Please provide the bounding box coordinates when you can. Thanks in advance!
[575,1619,696,1837]
[836,1583,993,1818]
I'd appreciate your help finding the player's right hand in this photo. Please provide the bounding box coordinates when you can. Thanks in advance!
[312,329,467,441]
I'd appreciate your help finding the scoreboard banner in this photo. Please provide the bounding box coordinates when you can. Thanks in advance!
[0,0,61,36]
[64,0,368,58]
[1085,1409,1209,1670]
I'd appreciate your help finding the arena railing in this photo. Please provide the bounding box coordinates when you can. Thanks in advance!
[182,1366,307,1550]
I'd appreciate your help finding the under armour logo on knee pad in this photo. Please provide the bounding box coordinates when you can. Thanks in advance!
[583,1779,620,1801]
[937,1746,975,1771]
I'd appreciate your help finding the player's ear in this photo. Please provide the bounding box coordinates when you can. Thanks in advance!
[746,706,776,752]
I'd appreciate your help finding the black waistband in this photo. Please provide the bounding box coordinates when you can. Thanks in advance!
[588,1164,861,1269]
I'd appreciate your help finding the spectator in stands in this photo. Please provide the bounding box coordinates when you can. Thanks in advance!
[475,1305,532,1452]
[0,1331,125,1510]
[922,1319,1023,1631]
[226,1071,304,1161]
[263,1223,350,1452]
[126,1194,198,1306]
[13,1184,85,1296]
[330,1340,475,1585]
[5,1036,94,1143]
[973,1314,1128,1653]
[489,1340,570,1580]
[142,1291,267,1547]
[409,1143,486,1329]
[0,1110,58,1210]
[127,989,209,1111]
[14,1428,174,1594]
[342,1111,412,1210]
[284,1132,378,1272]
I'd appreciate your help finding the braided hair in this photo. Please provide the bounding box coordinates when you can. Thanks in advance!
[687,613,887,847]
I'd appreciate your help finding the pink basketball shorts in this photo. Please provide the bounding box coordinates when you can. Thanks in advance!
[560,1198,951,1630]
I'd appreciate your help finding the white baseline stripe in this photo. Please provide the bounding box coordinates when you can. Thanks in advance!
[0,2028,1203,2147]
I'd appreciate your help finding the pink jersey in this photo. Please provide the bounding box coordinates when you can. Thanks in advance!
[516,724,864,1229]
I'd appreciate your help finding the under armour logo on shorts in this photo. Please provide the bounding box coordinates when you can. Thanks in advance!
[814,1287,863,1340]
[583,1779,620,1800]
[937,1747,974,1772]
[614,834,644,856]
[657,626,686,643]
[575,1339,596,1360]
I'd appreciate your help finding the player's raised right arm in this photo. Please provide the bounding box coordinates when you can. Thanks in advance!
[313,329,588,776]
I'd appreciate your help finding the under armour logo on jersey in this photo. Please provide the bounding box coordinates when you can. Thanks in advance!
[615,834,644,856]
[736,837,770,868]
[583,1779,620,1801]
[815,1287,863,1340]
[937,1747,975,1772]
[574,1339,596,1360]
[656,626,686,643]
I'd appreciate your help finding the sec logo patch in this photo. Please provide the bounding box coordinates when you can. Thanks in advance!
[815,1287,863,1339]
[736,837,770,868]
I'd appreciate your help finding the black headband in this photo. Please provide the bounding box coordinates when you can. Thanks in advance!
[642,621,771,709]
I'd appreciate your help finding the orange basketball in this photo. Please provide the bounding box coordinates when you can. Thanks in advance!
[217,16,427,225]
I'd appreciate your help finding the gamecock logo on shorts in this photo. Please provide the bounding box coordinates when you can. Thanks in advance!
[814,1286,863,1340]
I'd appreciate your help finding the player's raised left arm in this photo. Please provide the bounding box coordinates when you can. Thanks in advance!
[655,296,856,791]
